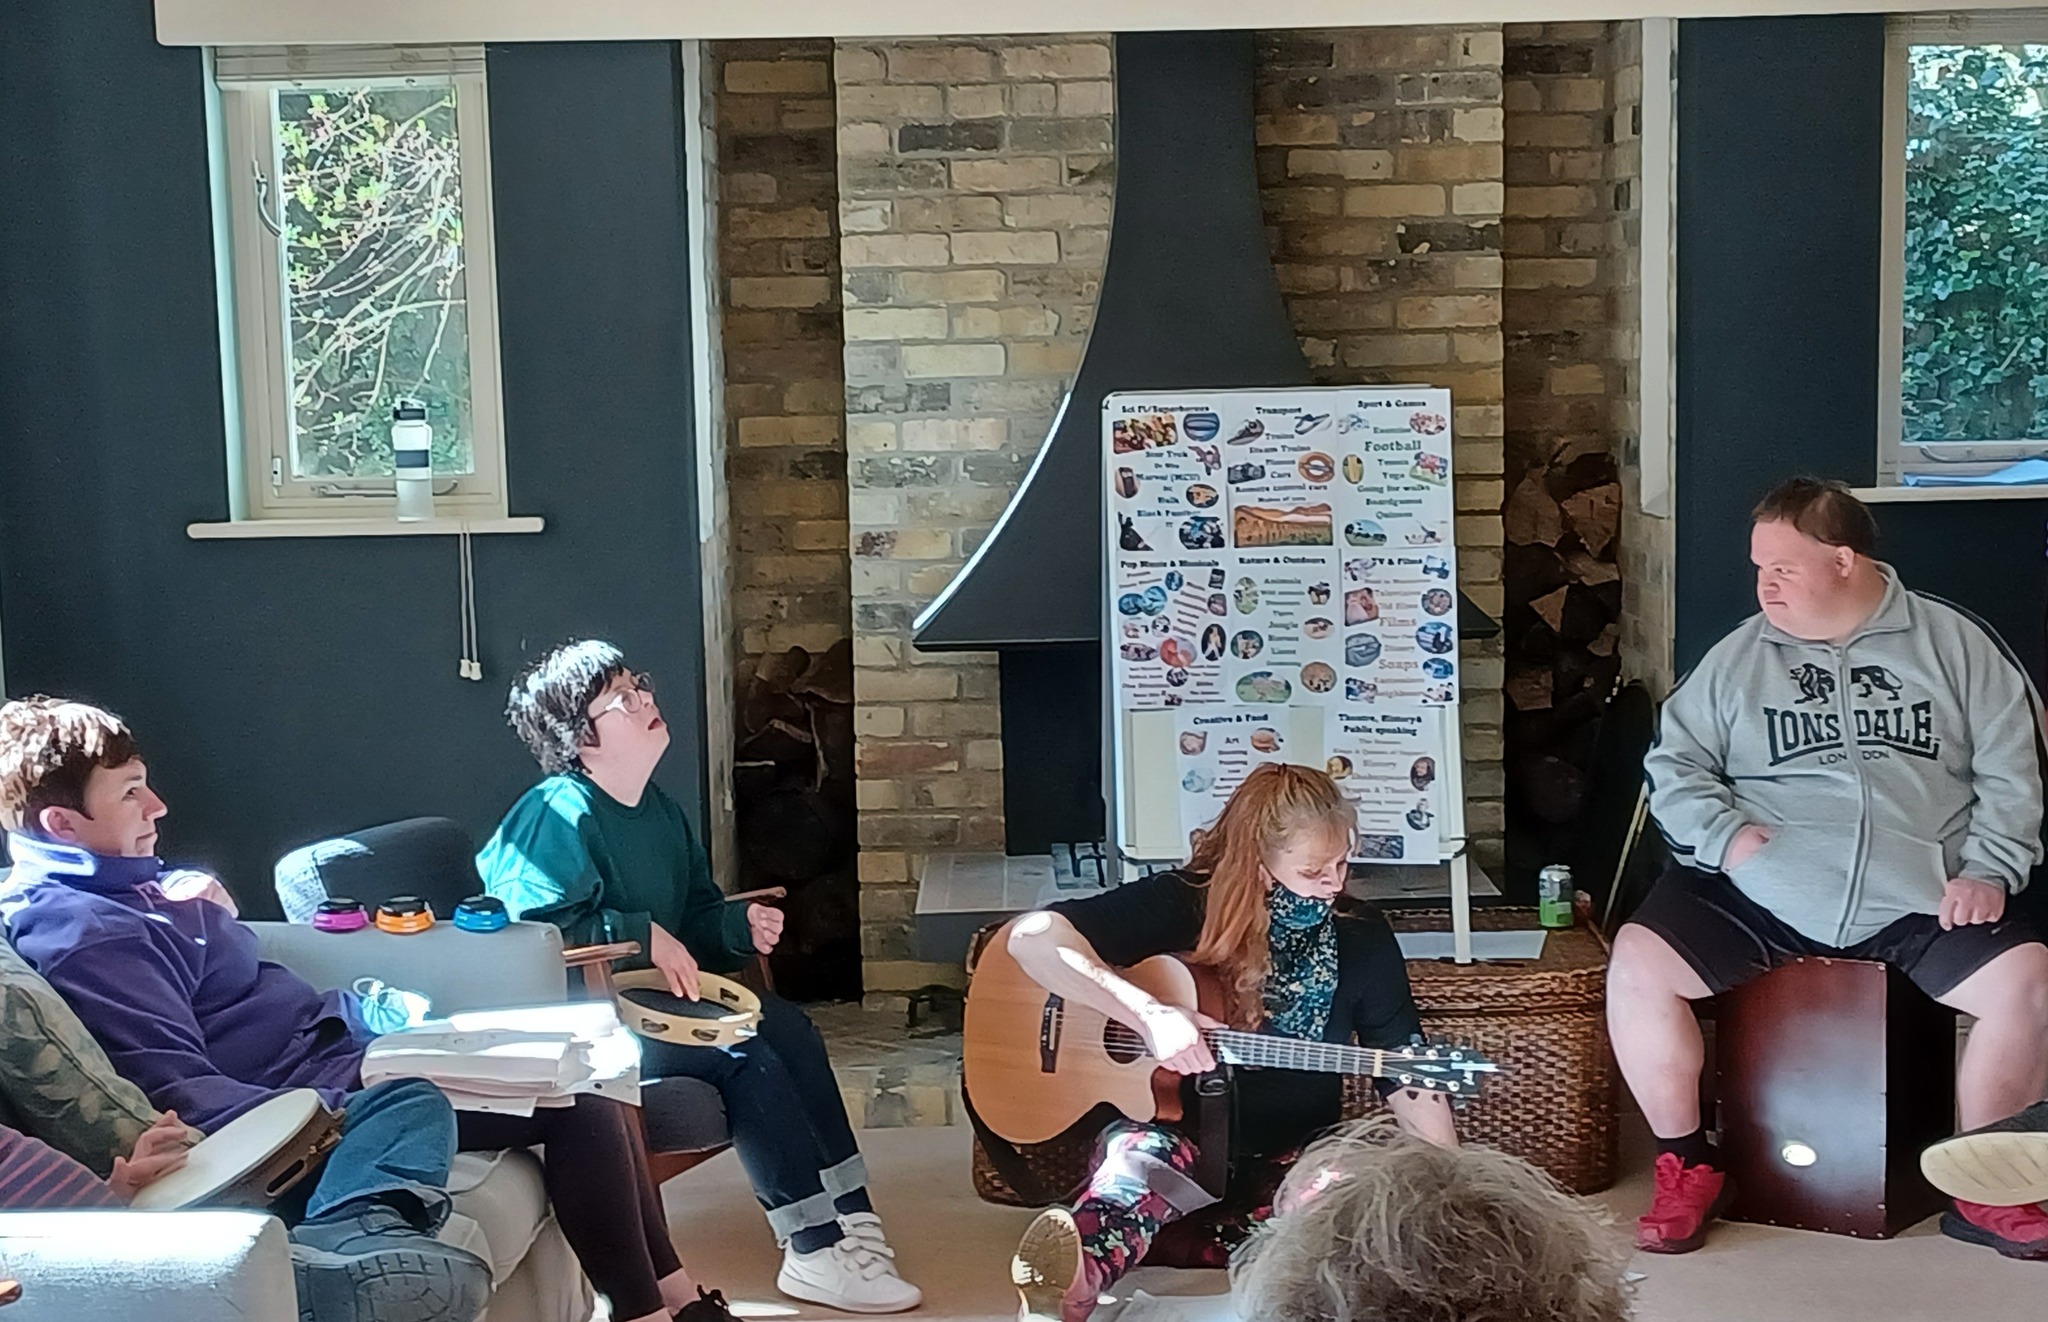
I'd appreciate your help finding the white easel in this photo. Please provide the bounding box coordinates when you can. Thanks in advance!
[1100,386,1478,962]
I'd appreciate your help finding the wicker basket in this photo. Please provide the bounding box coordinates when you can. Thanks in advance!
[971,1119,1095,1207]
[1346,907,1618,1194]
[970,908,1618,1203]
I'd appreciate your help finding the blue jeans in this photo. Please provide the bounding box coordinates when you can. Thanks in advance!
[640,991,870,1253]
[298,1079,457,1232]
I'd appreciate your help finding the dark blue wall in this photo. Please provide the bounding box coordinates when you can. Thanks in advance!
[1676,15,2048,680]
[0,4,708,914]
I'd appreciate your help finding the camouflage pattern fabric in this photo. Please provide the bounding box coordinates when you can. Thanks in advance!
[0,937,157,1177]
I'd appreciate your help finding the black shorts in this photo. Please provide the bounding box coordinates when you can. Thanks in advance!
[1628,864,2044,1000]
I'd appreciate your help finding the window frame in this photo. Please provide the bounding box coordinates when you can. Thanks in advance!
[213,44,509,522]
[1880,11,2048,486]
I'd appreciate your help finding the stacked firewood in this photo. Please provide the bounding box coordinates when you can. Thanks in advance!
[736,640,861,1001]
[1502,448,1624,839]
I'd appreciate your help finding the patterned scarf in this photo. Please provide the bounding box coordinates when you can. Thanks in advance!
[1263,884,1338,1041]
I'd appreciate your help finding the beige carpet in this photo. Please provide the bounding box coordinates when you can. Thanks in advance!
[661,1122,2046,1322]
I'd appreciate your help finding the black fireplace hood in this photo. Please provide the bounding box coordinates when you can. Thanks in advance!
[913,30,1305,651]
[912,30,1502,653]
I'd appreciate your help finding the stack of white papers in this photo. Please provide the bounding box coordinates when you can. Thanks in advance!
[362,1002,641,1115]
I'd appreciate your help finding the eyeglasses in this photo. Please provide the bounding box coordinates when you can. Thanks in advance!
[592,672,656,721]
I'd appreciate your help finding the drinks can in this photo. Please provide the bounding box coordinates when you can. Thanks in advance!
[1538,864,1574,929]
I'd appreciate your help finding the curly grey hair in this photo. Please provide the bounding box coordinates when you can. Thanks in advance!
[1230,1119,1631,1322]
[504,640,630,775]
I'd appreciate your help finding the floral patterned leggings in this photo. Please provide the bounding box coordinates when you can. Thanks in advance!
[1070,1121,1224,1293]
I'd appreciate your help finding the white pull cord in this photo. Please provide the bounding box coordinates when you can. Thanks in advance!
[458,526,483,681]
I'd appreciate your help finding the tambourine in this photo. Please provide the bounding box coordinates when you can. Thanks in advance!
[613,970,761,1048]
[130,1088,343,1211]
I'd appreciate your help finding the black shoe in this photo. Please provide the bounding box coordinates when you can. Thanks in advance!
[1921,1101,2048,1208]
[290,1205,492,1322]
[677,1286,738,1322]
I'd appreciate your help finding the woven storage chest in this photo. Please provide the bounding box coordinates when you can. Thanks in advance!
[1344,907,1618,1194]
[970,907,1618,1203]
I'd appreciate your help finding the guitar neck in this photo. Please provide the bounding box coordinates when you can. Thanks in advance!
[1201,1028,1395,1077]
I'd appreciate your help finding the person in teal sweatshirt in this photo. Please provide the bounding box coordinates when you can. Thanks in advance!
[477,641,921,1316]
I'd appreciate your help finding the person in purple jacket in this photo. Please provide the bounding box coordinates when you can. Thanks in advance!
[0,697,733,1322]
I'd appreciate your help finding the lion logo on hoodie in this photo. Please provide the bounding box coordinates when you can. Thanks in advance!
[1789,663,1836,706]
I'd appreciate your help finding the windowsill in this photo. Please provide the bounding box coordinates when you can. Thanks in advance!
[1852,485,2048,505]
[186,516,544,540]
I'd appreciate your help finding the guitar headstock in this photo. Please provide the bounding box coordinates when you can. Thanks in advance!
[1383,1040,1500,1099]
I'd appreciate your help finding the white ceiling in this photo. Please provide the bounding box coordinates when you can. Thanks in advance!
[155,1,2048,47]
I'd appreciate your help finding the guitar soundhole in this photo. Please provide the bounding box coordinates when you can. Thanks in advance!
[1102,1023,1145,1065]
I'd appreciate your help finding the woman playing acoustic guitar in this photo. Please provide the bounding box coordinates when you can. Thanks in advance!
[1000,763,1457,1322]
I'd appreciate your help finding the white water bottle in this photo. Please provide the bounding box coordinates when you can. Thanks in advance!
[392,398,435,522]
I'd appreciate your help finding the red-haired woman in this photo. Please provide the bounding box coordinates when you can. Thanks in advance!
[1001,763,1457,1322]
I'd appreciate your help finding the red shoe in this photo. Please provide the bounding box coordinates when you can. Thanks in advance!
[1636,1152,1733,1254]
[1941,1200,2048,1260]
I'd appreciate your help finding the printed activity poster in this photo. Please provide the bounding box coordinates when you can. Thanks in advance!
[1108,387,1457,864]
[1323,708,1439,863]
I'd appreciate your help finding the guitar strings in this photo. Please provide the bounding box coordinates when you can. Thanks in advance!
[1090,1021,1478,1090]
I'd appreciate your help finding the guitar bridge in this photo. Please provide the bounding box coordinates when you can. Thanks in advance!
[1038,994,1063,1074]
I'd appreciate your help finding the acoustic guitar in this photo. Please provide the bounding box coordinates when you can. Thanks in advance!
[965,923,1500,1145]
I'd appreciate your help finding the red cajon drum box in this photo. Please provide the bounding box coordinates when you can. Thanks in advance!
[1712,957,1955,1238]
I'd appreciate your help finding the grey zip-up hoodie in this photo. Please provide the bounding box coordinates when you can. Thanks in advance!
[1646,566,2045,947]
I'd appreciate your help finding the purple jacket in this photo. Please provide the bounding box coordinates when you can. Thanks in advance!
[2,833,369,1132]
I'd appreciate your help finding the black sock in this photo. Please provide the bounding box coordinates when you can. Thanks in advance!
[1657,1128,1718,1169]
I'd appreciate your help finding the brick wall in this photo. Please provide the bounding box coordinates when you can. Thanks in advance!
[1606,27,1671,697]
[833,36,1116,992]
[718,41,853,673]
[1254,26,1510,871]
[1499,23,1645,838]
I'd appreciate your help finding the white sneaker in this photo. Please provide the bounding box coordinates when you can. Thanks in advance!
[777,1238,923,1314]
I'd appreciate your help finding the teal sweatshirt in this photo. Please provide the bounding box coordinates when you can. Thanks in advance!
[475,773,753,973]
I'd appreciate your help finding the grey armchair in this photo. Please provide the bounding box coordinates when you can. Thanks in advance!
[274,819,742,1173]
[0,920,592,1322]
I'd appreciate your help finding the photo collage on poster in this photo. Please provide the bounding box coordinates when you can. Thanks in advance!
[1171,707,1292,853]
[1108,389,1457,861]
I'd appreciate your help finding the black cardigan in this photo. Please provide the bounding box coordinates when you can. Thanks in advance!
[1051,869,1423,1155]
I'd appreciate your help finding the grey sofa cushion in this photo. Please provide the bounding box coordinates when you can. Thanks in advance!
[248,922,568,1014]
[0,1210,297,1320]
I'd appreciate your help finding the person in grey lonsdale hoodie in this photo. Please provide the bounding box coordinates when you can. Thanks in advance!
[1610,478,2048,1263]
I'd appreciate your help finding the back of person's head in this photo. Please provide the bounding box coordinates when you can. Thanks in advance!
[1750,476,1877,558]
[1231,1119,1630,1322]
[0,697,138,833]
[505,640,629,775]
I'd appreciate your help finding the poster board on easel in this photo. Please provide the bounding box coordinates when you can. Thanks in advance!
[1103,386,1477,961]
